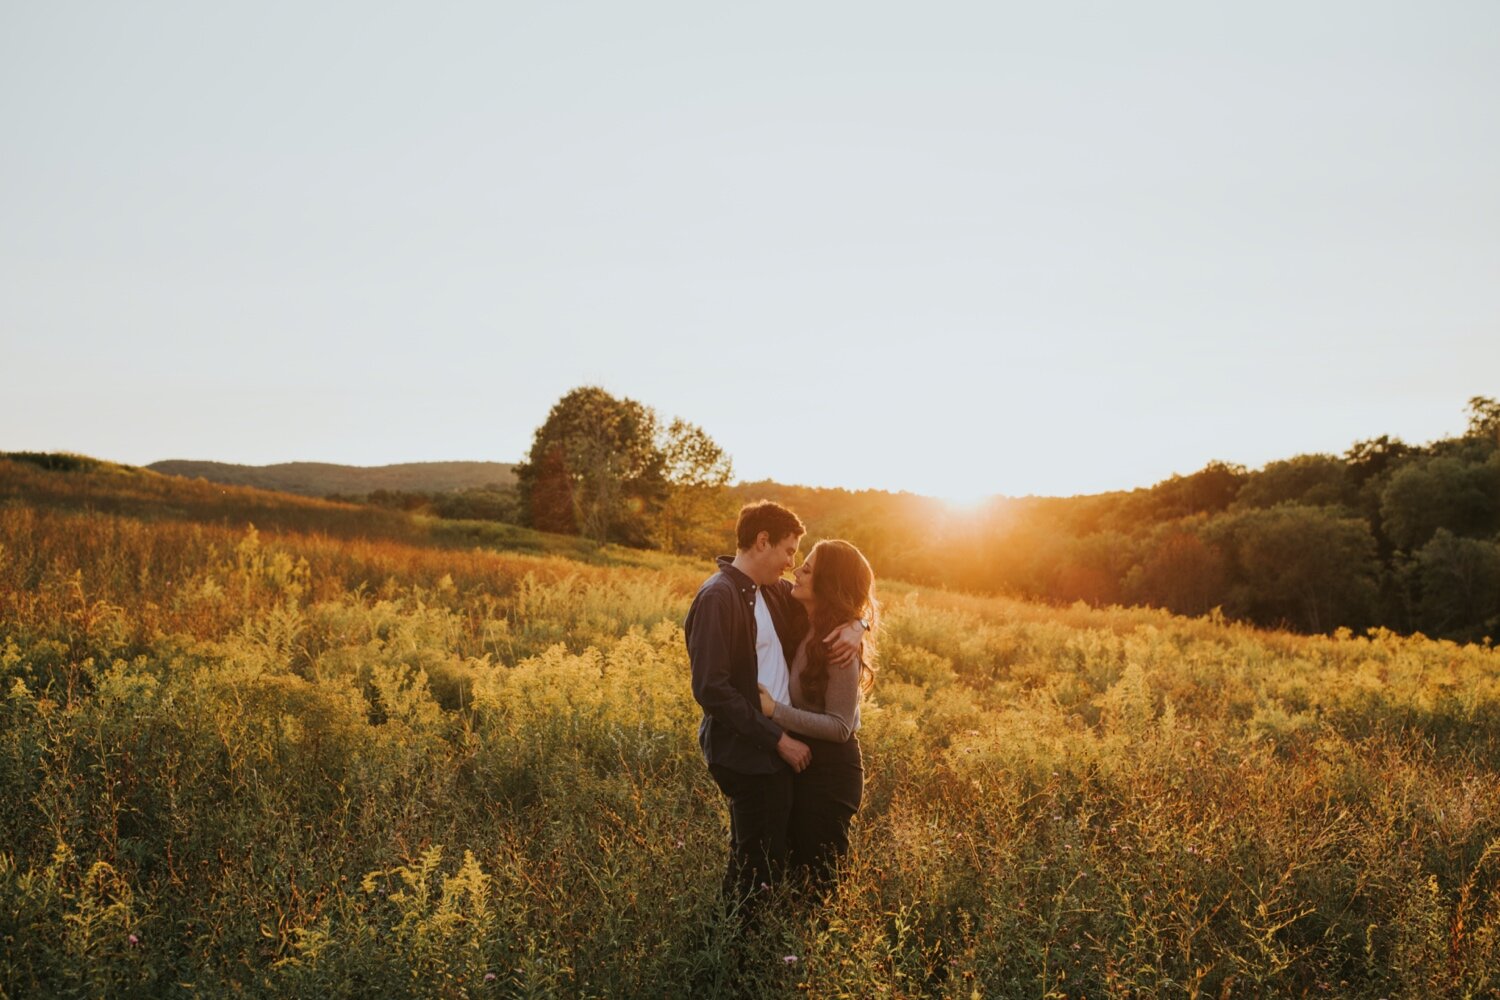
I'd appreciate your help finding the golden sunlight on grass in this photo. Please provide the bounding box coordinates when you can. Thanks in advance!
[2,458,1498,998]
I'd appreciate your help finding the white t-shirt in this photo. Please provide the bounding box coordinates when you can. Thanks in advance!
[753,588,791,705]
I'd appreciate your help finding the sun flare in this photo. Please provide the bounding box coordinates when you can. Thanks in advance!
[938,492,994,513]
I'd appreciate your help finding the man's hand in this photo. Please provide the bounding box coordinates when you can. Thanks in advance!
[823,621,866,668]
[776,733,811,773]
[757,684,776,718]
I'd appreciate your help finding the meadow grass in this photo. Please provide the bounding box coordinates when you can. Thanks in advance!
[1,460,1498,998]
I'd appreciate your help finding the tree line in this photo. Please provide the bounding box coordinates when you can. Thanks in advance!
[741,398,1500,643]
[325,486,520,523]
[501,390,1500,642]
[513,386,735,556]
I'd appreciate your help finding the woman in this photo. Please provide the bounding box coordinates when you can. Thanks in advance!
[758,539,878,890]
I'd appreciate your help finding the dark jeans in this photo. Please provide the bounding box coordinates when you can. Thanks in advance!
[789,736,863,892]
[708,764,793,918]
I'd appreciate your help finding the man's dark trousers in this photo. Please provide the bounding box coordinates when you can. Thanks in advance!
[709,764,793,917]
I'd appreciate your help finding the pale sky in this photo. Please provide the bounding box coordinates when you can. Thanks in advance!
[3,1,1496,500]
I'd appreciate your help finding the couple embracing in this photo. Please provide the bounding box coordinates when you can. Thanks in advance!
[685,501,878,919]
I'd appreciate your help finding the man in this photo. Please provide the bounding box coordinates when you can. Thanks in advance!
[684,500,864,916]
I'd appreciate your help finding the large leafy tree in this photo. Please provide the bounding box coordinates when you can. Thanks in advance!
[515,387,733,549]
[655,418,735,556]
[526,443,577,535]
[515,387,663,545]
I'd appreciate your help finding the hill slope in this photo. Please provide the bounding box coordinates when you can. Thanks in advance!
[147,458,517,496]
[0,454,661,569]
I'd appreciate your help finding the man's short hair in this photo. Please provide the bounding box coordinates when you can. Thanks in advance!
[736,501,805,551]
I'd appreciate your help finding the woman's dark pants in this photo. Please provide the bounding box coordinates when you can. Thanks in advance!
[789,736,863,892]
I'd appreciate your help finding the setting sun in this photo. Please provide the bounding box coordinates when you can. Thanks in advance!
[938,492,993,514]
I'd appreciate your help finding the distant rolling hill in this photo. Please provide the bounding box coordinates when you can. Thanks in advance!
[148,459,517,497]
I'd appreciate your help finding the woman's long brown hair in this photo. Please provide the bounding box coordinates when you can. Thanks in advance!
[800,539,879,711]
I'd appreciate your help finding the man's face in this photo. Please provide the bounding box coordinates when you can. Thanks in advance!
[752,531,801,586]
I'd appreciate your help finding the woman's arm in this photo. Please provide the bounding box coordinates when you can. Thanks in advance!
[764,659,861,742]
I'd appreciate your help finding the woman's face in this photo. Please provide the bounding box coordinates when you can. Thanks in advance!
[791,550,816,605]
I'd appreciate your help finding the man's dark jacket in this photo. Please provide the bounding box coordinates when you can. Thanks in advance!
[685,557,809,775]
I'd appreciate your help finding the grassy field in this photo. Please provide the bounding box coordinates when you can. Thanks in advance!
[1,458,1498,998]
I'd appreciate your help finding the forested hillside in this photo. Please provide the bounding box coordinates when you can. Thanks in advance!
[733,398,1500,641]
